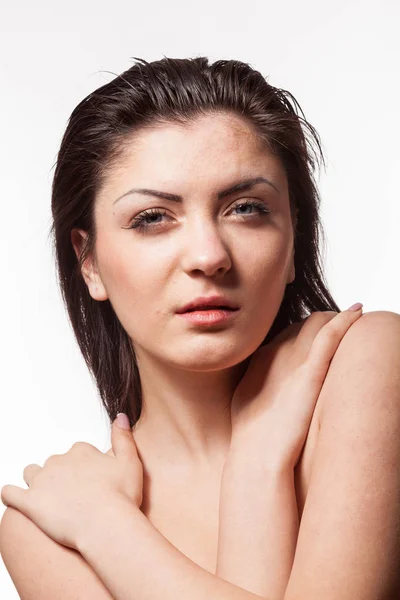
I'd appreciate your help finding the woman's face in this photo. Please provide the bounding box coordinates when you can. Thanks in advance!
[77,113,295,371]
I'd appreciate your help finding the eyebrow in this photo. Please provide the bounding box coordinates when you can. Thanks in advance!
[113,176,279,205]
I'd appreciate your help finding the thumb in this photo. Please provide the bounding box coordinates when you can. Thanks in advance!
[111,413,137,460]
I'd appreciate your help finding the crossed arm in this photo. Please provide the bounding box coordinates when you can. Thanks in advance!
[1,311,400,599]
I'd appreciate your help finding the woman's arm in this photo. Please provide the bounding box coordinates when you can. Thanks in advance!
[77,497,268,600]
[216,311,400,600]
[214,311,400,600]
[0,506,117,600]
[216,451,299,600]
[215,309,364,599]
[5,311,398,599]
[1,443,297,600]
[77,309,334,600]
[282,311,400,598]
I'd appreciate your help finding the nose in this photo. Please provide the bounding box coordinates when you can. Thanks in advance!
[180,218,232,277]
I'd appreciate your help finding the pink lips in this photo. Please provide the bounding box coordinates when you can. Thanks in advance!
[176,306,239,326]
[176,295,239,314]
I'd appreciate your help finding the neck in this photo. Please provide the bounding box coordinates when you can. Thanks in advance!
[131,353,251,476]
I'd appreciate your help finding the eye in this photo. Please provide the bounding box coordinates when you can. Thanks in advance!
[124,208,170,232]
[123,199,272,234]
[229,198,272,218]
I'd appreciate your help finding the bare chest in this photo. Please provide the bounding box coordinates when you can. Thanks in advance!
[140,410,321,575]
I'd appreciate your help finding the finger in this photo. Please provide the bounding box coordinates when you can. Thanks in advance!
[69,442,97,454]
[295,311,338,361]
[23,464,42,486]
[111,414,138,461]
[307,305,364,375]
[1,484,31,516]
[44,453,63,465]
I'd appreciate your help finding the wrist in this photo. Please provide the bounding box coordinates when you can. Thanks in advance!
[219,443,299,599]
[76,495,143,557]
[228,433,294,476]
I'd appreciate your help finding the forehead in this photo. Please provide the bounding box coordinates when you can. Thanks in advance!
[100,113,286,200]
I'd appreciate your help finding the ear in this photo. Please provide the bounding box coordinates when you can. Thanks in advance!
[286,208,298,285]
[287,254,295,284]
[71,228,108,301]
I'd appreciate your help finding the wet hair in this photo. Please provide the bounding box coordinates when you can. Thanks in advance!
[48,55,340,427]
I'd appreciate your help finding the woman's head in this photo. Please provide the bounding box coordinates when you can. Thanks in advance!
[49,56,339,427]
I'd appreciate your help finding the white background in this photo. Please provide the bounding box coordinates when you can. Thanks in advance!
[0,0,399,597]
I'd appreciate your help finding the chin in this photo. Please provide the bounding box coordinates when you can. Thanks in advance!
[167,340,255,372]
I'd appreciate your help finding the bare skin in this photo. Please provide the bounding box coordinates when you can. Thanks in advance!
[106,312,330,574]
[134,382,320,576]
[2,310,400,600]
[0,313,329,600]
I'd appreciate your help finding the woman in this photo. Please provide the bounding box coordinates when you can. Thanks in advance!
[1,56,399,599]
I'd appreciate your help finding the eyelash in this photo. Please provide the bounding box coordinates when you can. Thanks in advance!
[126,199,272,233]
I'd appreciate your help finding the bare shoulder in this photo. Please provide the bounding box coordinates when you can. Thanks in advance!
[329,308,400,347]
[0,506,114,599]
[284,310,400,597]
[270,308,400,390]
[318,309,400,422]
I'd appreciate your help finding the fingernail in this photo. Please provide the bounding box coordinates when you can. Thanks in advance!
[115,413,131,430]
[348,302,363,312]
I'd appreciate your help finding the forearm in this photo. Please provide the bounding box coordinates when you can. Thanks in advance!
[77,497,269,600]
[216,445,299,600]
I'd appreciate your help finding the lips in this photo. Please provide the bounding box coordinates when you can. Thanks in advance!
[176,296,239,314]
[185,305,234,312]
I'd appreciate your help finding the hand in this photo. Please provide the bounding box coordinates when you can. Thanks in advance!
[0,413,143,550]
[230,307,364,470]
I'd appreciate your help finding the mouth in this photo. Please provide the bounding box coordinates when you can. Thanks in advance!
[176,305,240,326]
[184,305,237,312]
[176,296,240,314]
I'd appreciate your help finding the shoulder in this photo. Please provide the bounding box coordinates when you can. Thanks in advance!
[287,308,400,347]
[284,312,400,596]
[319,310,400,422]
[271,309,400,428]
[0,507,114,599]
[333,308,400,347]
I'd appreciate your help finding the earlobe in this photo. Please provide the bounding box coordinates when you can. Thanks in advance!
[86,276,108,302]
[287,256,295,285]
[70,228,108,301]
[287,271,295,285]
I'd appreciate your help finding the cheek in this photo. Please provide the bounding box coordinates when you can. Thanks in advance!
[97,242,157,308]
[241,231,293,282]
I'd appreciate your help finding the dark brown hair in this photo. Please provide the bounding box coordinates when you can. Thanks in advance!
[48,55,340,427]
